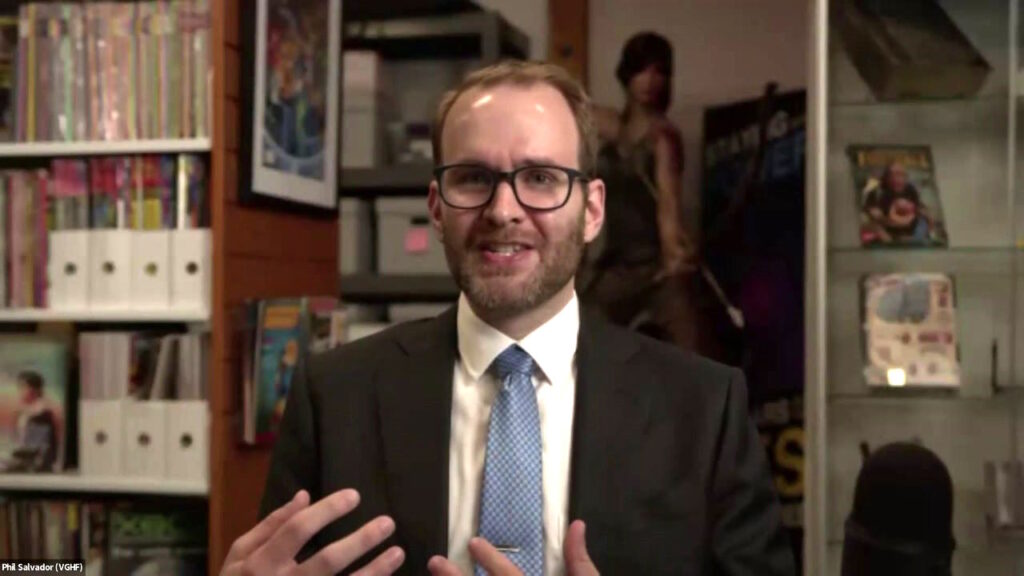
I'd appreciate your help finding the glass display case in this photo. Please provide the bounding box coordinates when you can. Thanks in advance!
[807,0,1024,573]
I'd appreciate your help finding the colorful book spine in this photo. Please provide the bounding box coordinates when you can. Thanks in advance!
[0,175,7,307]
[8,173,22,306]
[33,170,48,307]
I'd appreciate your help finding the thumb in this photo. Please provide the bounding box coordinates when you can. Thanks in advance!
[564,520,598,575]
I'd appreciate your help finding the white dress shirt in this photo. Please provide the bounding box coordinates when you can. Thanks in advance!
[448,292,579,576]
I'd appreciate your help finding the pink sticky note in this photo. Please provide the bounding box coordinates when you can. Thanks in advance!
[405,227,430,254]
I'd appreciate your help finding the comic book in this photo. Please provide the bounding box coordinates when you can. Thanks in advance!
[106,501,206,576]
[862,273,959,388]
[0,337,68,472]
[252,298,305,446]
[0,9,17,141]
[242,297,344,445]
[847,145,949,247]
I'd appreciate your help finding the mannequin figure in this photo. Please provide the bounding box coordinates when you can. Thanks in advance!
[581,32,717,354]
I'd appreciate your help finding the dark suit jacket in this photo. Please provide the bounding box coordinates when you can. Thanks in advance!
[260,306,795,575]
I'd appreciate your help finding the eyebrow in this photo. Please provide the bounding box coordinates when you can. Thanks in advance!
[445,156,570,169]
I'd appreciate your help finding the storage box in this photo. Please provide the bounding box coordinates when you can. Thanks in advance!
[48,230,89,309]
[834,0,992,100]
[342,109,385,168]
[122,400,168,478]
[342,50,388,168]
[376,198,448,275]
[88,229,133,308]
[79,400,124,477]
[170,228,212,311]
[339,198,373,275]
[165,400,209,483]
[131,230,171,308]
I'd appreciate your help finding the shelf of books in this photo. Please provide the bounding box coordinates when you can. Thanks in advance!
[0,472,207,496]
[808,1,1024,574]
[0,138,213,158]
[0,0,228,571]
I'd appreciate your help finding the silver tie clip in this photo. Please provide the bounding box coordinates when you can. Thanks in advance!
[493,545,521,554]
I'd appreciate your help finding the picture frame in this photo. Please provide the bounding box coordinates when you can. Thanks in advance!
[239,0,341,214]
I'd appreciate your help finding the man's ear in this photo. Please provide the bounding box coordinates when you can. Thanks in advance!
[428,180,444,239]
[582,178,605,244]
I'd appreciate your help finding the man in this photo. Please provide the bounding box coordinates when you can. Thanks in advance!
[862,162,934,244]
[222,61,794,576]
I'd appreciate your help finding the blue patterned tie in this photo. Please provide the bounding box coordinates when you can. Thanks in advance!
[477,345,544,576]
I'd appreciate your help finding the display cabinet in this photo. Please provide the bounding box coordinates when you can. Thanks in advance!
[807,0,1024,573]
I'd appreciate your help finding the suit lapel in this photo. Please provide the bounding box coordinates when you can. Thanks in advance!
[376,307,458,563]
[568,312,650,522]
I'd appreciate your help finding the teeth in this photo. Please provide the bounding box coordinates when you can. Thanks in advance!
[488,244,522,255]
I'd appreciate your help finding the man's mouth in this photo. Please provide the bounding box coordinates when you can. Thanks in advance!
[477,241,535,263]
[482,243,529,255]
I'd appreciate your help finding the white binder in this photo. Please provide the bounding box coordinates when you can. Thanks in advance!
[122,400,168,478]
[170,228,211,312]
[87,230,132,308]
[79,400,123,477]
[48,230,90,309]
[165,401,209,483]
[131,230,172,308]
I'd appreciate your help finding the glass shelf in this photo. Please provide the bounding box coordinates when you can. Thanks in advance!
[829,247,1017,275]
[808,0,1024,573]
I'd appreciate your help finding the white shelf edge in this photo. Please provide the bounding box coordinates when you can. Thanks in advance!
[0,307,210,323]
[0,138,211,157]
[0,472,207,496]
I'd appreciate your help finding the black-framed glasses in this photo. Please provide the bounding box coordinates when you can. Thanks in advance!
[433,163,589,211]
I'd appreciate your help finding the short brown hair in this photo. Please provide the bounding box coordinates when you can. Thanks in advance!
[431,60,598,177]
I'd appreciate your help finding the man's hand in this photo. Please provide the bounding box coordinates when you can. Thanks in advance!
[220,489,405,576]
[426,520,598,576]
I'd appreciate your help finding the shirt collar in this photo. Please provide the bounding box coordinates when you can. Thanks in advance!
[456,292,580,386]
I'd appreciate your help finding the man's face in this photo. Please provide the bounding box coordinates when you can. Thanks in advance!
[428,83,605,318]
[886,164,908,192]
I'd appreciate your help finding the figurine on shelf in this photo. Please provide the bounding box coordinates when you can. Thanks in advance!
[580,31,736,356]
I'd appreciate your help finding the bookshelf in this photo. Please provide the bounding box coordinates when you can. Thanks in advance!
[0,0,338,571]
[0,472,207,497]
[0,138,212,158]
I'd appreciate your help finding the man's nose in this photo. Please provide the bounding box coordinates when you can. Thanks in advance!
[482,179,524,225]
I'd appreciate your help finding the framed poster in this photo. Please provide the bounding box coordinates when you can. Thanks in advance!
[240,0,340,213]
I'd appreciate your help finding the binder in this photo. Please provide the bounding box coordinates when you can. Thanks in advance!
[131,230,172,308]
[165,401,209,483]
[48,230,89,309]
[79,400,124,477]
[170,228,211,311]
[122,400,168,478]
[87,230,132,307]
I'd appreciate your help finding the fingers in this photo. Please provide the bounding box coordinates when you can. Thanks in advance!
[467,537,521,575]
[426,555,464,576]
[563,521,599,576]
[224,490,309,566]
[295,516,397,576]
[350,546,406,576]
[257,489,361,565]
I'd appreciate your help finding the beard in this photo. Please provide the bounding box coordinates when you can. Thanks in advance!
[443,211,586,319]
